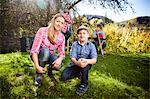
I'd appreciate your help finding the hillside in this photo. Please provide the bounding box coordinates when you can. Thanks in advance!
[118,16,150,27]
[84,15,114,23]
[116,16,150,33]
[75,15,150,29]
[73,14,114,25]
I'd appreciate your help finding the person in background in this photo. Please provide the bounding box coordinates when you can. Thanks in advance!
[61,9,73,46]
[30,13,65,86]
[93,23,107,52]
[60,25,97,95]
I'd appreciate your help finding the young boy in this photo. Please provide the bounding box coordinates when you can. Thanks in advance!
[60,25,97,95]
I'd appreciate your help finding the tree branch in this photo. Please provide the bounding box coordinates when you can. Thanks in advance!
[68,0,82,10]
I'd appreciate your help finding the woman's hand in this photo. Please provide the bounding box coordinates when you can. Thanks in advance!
[32,53,46,73]
[36,66,46,73]
[52,57,62,69]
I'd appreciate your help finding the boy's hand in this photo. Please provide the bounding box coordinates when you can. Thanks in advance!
[78,58,88,68]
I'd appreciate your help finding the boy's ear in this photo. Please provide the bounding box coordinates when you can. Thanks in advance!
[87,33,90,38]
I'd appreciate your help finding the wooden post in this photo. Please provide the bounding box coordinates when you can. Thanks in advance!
[66,38,70,54]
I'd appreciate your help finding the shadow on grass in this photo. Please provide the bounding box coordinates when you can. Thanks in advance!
[0,74,11,98]
[93,54,149,90]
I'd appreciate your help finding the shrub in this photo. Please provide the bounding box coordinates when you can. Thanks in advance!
[103,24,150,53]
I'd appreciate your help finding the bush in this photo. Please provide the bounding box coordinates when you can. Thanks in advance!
[103,24,150,53]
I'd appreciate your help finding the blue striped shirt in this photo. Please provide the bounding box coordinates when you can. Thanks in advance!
[70,41,97,60]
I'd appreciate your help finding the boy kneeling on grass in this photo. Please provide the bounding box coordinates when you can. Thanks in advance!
[60,25,97,95]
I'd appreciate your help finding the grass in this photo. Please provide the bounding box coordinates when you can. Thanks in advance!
[0,52,149,98]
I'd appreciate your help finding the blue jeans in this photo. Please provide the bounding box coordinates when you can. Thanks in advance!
[60,64,92,85]
[33,47,61,77]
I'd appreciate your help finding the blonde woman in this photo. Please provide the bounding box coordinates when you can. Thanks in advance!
[30,13,65,86]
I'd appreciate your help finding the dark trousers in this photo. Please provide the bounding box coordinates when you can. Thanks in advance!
[62,26,72,46]
[61,64,92,85]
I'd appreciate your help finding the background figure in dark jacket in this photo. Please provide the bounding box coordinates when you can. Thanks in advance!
[61,10,73,46]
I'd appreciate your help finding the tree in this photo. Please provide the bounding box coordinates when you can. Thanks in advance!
[0,0,134,37]
[61,0,134,13]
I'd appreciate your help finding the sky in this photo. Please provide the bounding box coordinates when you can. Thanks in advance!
[75,0,150,22]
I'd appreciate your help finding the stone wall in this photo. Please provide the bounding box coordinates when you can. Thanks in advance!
[0,36,21,53]
[0,36,34,53]
[0,0,61,53]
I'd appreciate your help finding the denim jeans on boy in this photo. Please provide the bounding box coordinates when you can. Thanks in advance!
[60,64,92,85]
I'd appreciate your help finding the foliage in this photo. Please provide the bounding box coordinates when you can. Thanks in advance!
[70,16,149,54]
[0,52,36,98]
[62,0,133,13]
[0,0,59,37]
[0,52,149,98]
[103,23,150,53]
[0,0,133,37]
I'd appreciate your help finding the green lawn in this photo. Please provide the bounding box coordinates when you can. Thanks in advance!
[0,52,149,99]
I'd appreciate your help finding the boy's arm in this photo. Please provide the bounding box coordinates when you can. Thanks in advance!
[71,57,97,68]
[93,31,97,38]
[83,58,97,65]
[71,57,87,67]
[71,57,80,66]
[70,42,79,65]
[86,43,97,66]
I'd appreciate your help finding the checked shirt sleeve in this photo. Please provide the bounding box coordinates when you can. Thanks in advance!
[30,27,43,54]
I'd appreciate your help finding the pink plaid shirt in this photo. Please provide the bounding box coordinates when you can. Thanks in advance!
[62,13,73,33]
[30,27,65,58]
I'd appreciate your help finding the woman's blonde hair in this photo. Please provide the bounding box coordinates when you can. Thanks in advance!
[48,13,64,44]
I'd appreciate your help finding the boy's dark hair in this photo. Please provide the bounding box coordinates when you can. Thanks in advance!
[96,23,103,29]
[97,22,104,27]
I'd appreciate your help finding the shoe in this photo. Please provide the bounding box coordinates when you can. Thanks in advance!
[35,74,42,87]
[48,66,58,83]
[77,72,82,80]
[35,81,40,86]
[76,84,88,95]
